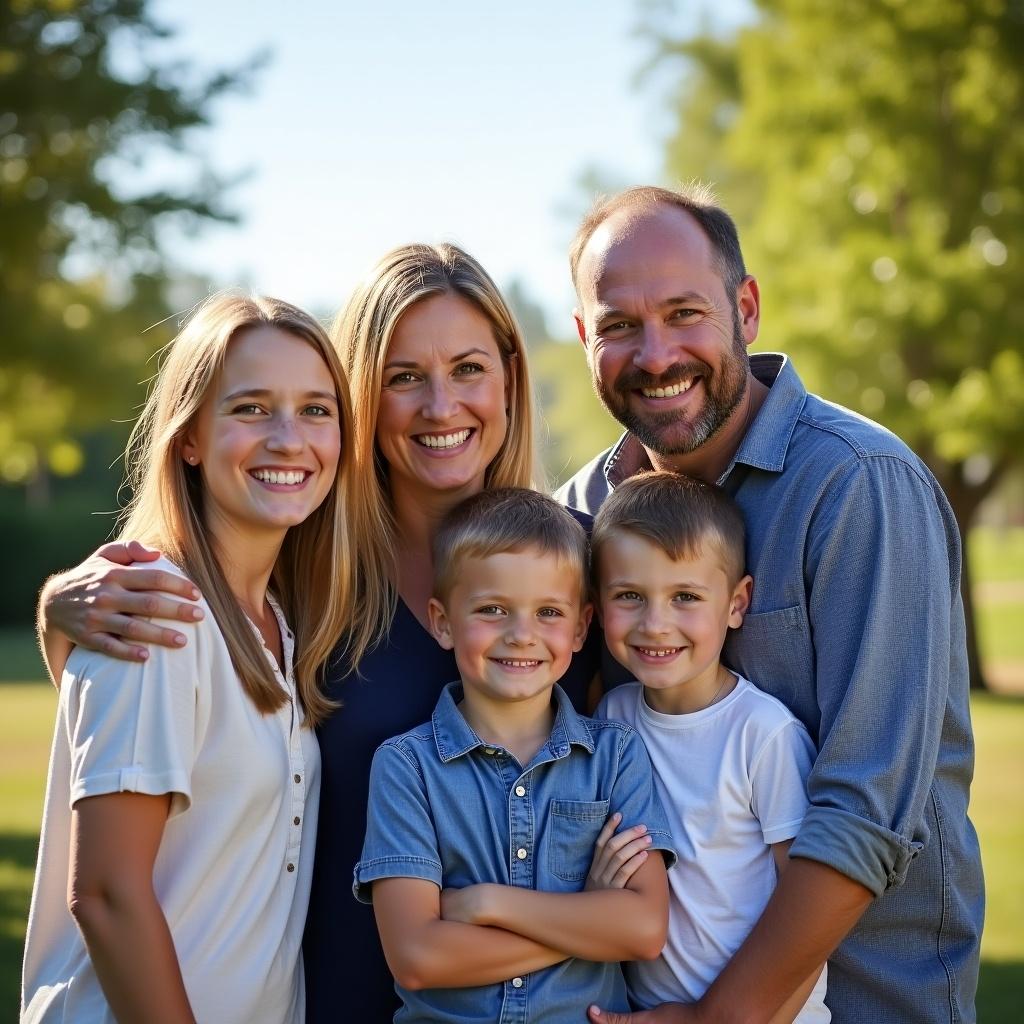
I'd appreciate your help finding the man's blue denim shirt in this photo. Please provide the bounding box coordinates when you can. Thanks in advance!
[556,354,984,1022]
[354,681,676,1024]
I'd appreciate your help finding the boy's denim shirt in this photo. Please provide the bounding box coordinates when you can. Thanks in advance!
[354,681,677,1024]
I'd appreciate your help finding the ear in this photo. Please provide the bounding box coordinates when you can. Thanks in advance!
[572,601,594,652]
[427,597,455,650]
[573,309,587,347]
[728,574,753,629]
[735,276,761,348]
[180,430,200,467]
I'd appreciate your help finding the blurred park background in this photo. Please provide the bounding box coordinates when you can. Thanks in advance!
[2,0,1022,1017]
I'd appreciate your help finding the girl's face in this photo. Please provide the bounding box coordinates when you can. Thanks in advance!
[182,326,342,546]
[375,292,509,502]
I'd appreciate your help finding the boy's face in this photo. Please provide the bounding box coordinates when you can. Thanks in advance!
[597,530,752,713]
[428,548,592,709]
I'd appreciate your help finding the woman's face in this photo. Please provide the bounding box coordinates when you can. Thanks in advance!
[376,292,509,501]
[183,326,342,545]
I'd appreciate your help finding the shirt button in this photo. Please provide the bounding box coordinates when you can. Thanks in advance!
[516,848,527,860]
[286,863,295,873]
[514,785,526,797]
[483,746,496,755]
[294,773,301,783]
[293,816,301,826]
[512,977,523,988]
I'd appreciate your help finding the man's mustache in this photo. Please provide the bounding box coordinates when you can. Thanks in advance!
[614,361,711,394]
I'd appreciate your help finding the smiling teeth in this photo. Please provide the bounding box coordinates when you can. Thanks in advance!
[497,659,540,668]
[418,429,471,449]
[641,380,693,398]
[252,469,306,485]
[637,647,680,658]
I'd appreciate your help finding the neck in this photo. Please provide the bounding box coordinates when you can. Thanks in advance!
[648,372,769,483]
[205,513,284,619]
[459,688,556,766]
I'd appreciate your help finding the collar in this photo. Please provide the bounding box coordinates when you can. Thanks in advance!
[602,352,806,487]
[431,680,596,763]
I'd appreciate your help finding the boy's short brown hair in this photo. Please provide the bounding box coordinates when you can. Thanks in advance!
[433,487,589,604]
[591,471,747,584]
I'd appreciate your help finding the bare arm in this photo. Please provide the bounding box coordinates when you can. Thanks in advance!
[371,877,568,990]
[443,853,669,962]
[37,541,204,685]
[69,791,196,1024]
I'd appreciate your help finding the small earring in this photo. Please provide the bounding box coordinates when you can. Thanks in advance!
[187,456,197,465]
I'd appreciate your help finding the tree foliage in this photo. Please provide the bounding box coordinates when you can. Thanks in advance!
[0,0,257,493]
[642,0,1024,686]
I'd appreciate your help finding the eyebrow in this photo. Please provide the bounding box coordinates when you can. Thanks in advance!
[604,579,711,591]
[384,347,493,370]
[594,292,713,320]
[221,388,338,402]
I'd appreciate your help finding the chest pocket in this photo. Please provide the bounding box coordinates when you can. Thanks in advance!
[548,799,609,882]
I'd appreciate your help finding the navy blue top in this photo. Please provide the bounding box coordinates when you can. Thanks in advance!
[304,591,601,1022]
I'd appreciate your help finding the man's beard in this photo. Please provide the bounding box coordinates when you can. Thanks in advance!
[595,308,749,458]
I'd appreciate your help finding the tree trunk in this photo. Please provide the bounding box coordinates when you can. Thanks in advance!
[940,461,1009,692]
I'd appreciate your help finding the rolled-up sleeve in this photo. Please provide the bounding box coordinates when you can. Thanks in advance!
[790,455,956,895]
[353,741,443,903]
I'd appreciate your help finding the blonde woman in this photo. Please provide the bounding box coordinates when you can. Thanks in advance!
[36,245,600,1020]
[22,294,355,1023]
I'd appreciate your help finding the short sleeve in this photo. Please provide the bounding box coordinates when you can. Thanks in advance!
[606,725,678,868]
[750,719,815,845]
[353,741,443,903]
[61,623,202,818]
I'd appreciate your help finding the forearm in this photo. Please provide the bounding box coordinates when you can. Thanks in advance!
[382,917,567,990]
[72,885,195,1024]
[697,858,872,1024]
[37,574,74,686]
[474,883,667,962]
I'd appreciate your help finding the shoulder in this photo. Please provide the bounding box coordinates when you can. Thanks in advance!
[731,677,814,756]
[553,444,617,516]
[594,682,642,723]
[373,722,435,770]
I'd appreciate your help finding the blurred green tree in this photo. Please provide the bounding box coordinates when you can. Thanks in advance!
[642,0,1024,688]
[0,0,258,502]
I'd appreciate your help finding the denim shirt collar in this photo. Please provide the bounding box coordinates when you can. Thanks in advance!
[602,352,807,488]
[431,680,596,764]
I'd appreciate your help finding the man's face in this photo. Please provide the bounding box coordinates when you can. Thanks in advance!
[575,205,755,458]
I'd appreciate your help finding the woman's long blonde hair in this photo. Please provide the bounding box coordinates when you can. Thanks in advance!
[334,243,535,669]
[118,292,356,726]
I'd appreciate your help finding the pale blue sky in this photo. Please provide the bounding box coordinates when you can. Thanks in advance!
[147,0,749,333]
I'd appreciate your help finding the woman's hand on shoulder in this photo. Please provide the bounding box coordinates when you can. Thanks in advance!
[40,540,205,664]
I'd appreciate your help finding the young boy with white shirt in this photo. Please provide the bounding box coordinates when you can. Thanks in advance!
[590,471,829,1023]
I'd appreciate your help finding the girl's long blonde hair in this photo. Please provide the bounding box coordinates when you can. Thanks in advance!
[334,243,536,669]
[119,292,356,726]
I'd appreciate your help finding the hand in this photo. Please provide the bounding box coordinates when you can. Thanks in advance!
[587,1001,696,1023]
[585,812,653,891]
[42,541,204,661]
[440,884,496,926]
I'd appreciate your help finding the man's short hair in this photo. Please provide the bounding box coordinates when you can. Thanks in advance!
[569,183,747,300]
[433,488,589,603]
[591,471,747,585]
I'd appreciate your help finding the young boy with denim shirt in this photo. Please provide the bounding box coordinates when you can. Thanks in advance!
[354,488,676,1023]
[589,472,829,1023]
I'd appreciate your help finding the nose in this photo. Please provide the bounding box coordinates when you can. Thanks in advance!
[638,604,670,638]
[421,375,459,422]
[504,613,536,647]
[633,322,678,377]
[266,413,304,454]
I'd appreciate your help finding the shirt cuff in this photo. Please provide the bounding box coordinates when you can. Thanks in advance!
[789,806,924,897]
[352,855,443,904]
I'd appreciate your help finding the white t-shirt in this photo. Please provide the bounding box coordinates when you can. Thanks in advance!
[21,558,320,1024]
[596,676,829,1022]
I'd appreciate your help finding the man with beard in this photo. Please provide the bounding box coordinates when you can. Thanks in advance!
[557,186,982,1023]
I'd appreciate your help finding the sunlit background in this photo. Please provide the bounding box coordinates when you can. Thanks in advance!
[2,0,1022,1016]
